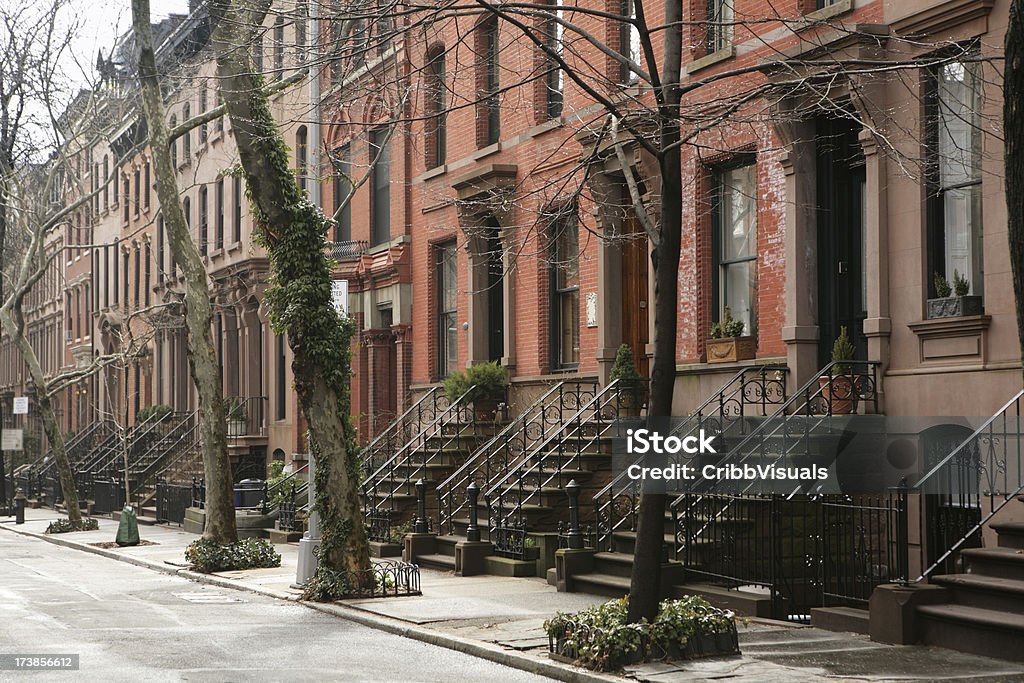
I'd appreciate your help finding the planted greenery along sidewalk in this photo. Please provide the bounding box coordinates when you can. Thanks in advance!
[184,538,282,573]
[545,596,739,671]
[45,518,100,534]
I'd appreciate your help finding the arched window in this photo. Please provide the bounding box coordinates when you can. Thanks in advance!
[425,46,447,169]
[296,126,308,190]
[182,102,191,158]
[169,115,178,167]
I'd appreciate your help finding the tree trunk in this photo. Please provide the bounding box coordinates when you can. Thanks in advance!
[1006,0,1024,376]
[208,0,371,590]
[131,0,237,544]
[0,310,81,525]
[628,0,684,625]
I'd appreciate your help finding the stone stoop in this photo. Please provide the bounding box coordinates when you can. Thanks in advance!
[810,606,870,635]
[873,520,1024,663]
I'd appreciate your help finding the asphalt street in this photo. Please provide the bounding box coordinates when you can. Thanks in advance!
[0,531,556,682]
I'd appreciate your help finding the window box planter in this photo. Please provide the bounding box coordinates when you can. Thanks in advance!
[227,419,247,437]
[927,295,983,320]
[706,336,755,364]
[818,374,859,415]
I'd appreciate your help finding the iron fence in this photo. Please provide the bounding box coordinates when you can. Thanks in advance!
[91,477,125,514]
[155,479,192,524]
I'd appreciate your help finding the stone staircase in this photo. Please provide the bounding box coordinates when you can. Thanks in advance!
[916,521,1024,661]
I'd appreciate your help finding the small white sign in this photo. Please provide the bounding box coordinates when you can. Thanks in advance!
[331,280,349,319]
[12,397,28,415]
[1,429,23,451]
[586,293,599,328]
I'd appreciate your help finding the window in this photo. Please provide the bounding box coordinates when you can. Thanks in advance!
[181,196,190,277]
[331,4,345,85]
[123,176,130,222]
[216,178,225,249]
[712,162,757,335]
[550,210,580,368]
[144,243,151,306]
[134,244,141,309]
[436,241,458,377]
[544,2,564,119]
[332,144,351,241]
[182,102,191,159]
[144,161,151,209]
[103,155,109,211]
[233,176,243,243]
[928,57,983,297]
[111,243,118,306]
[113,162,119,206]
[199,83,209,143]
[199,185,209,256]
[478,18,500,146]
[216,88,224,133]
[133,168,140,215]
[707,0,733,54]
[170,115,178,167]
[157,215,164,282]
[295,0,308,59]
[274,17,285,71]
[426,47,447,168]
[123,251,130,310]
[614,0,638,82]
[275,333,286,420]
[296,126,308,190]
[370,128,391,245]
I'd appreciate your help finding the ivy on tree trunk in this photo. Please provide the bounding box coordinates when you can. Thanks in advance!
[208,0,372,596]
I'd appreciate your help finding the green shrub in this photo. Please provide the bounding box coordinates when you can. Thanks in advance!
[136,404,173,425]
[225,397,248,421]
[545,595,737,671]
[709,307,745,339]
[933,271,952,298]
[46,518,99,534]
[442,361,508,404]
[184,537,281,573]
[830,325,856,375]
[609,344,640,383]
[953,269,970,297]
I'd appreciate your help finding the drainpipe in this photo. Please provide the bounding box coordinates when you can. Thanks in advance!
[295,3,321,587]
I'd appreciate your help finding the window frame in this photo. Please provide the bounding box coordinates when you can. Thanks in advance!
[549,209,580,370]
[710,158,758,337]
[436,241,458,378]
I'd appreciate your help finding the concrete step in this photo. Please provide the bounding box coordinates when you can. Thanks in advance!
[961,547,1024,580]
[917,604,1024,662]
[570,571,631,598]
[592,551,635,578]
[416,553,456,571]
[670,582,774,618]
[992,522,1024,549]
[810,606,870,634]
[931,573,1024,614]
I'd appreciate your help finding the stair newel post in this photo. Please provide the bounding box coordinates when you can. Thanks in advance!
[895,477,910,586]
[466,482,481,542]
[565,479,583,550]
[413,478,429,534]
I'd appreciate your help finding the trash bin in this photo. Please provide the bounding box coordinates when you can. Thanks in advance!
[235,479,265,509]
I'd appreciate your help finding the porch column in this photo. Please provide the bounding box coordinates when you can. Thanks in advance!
[859,129,891,406]
[392,323,413,413]
[779,120,820,388]
[500,227,516,371]
[364,329,396,438]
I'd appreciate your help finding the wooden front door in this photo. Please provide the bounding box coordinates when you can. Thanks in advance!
[621,215,650,377]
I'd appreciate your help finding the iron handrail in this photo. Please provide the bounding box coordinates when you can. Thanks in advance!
[435,379,600,535]
[361,386,443,475]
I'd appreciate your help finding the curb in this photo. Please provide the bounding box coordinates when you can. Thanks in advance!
[0,523,614,683]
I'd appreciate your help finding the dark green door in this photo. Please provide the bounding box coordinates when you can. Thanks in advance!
[817,117,867,365]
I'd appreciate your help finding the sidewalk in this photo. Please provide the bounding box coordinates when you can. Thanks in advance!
[3,509,1024,683]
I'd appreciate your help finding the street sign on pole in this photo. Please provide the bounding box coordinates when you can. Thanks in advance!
[12,397,28,415]
[331,280,349,319]
[1,429,23,451]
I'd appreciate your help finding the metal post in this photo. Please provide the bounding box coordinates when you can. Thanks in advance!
[895,478,910,586]
[565,479,583,549]
[466,482,481,542]
[14,490,25,524]
[413,478,428,534]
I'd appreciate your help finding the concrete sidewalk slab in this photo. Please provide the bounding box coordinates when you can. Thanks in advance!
[5,508,1024,682]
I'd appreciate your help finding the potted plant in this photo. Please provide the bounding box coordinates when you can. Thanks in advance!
[927,270,983,319]
[225,397,248,436]
[705,307,755,364]
[609,344,645,416]
[820,326,858,415]
[442,361,508,420]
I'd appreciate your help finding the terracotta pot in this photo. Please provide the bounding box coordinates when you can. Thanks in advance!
[819,375,859,415]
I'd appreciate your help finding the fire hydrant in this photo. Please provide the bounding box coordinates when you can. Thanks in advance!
[14,490,26,525]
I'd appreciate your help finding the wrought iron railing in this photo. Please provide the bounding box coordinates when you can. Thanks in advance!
[155,478,193,524]
[226,396,267,439]
[361,387,479,542]
[84,409,181,480]
[361,386,446,477]
[91,476,126,514]
[142,412,203,486]
[484,378,645,558]
[435,379,600,537]
[33,419,114,482]
[593,365,786,552]
[892,389,1024,584]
